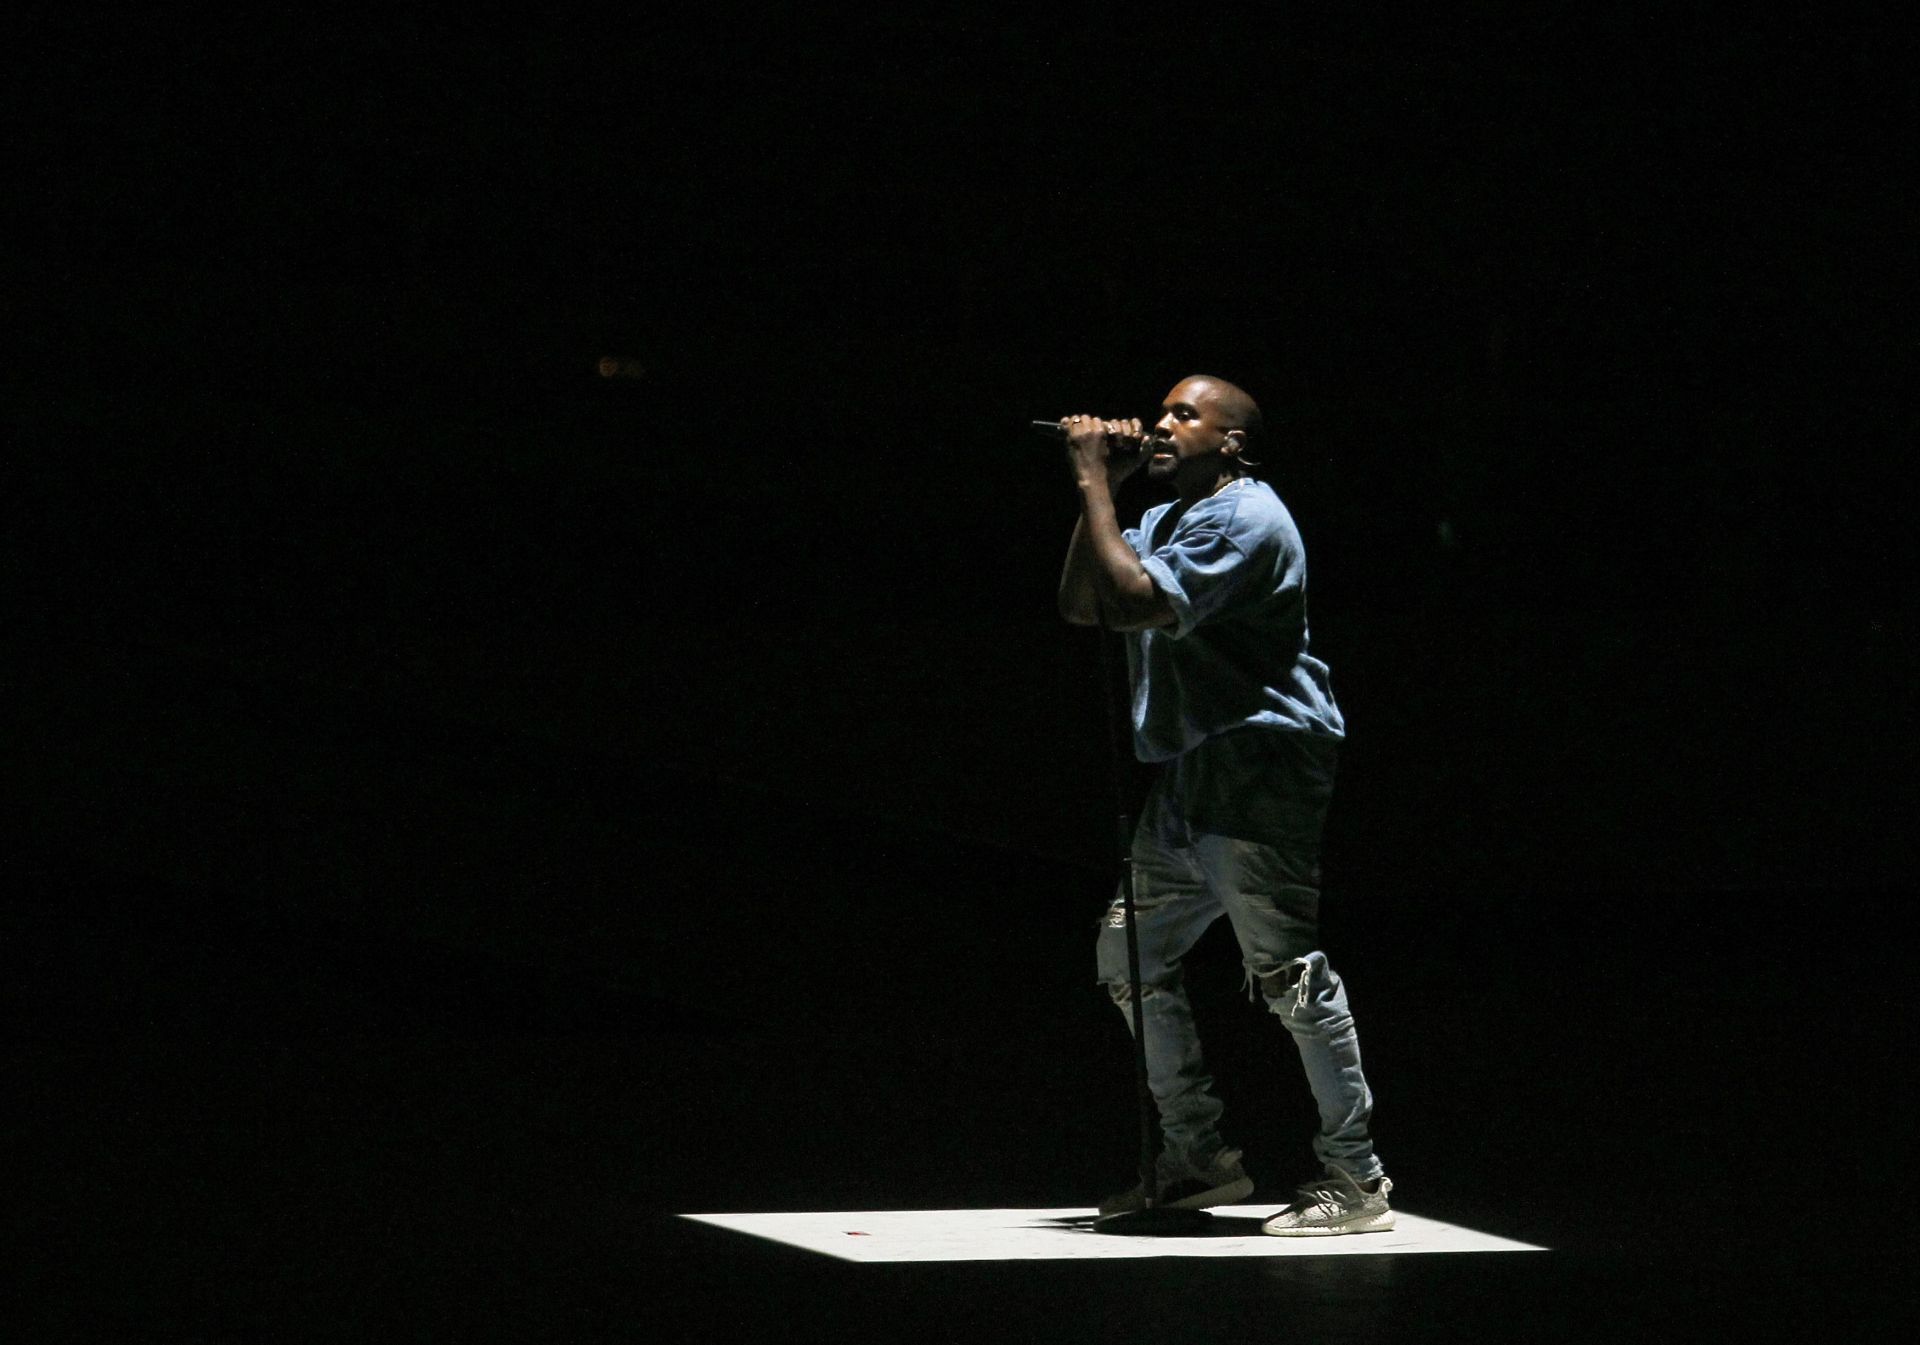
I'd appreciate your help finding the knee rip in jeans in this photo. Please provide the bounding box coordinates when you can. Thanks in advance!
[1247,956,1316,1012]
[1105,979,1171,1008]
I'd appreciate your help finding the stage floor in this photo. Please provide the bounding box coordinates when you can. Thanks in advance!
[685,1206,1543,1262]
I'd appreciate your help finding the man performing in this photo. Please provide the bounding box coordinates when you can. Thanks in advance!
[1057,374,1392,1236]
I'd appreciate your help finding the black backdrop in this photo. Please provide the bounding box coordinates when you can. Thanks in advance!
[15,10,1908,887]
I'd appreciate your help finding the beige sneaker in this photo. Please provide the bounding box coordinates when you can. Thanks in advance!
[1261,1164,1395,1236]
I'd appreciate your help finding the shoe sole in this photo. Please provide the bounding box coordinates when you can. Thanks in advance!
[1098,1174,1254,1217]
[1261,1209,1396,1237]
[1165,1175,1254,1210]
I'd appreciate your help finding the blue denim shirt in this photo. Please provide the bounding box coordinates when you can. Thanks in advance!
[1123,478,1345,763]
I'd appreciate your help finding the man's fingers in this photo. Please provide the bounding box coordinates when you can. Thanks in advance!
[1063,415,1142,450]
[1062,415,1111,454]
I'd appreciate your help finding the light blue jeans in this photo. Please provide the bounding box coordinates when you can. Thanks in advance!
[1095,730,1383,1182]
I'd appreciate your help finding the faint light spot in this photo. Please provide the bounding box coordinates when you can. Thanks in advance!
[597,356,645,380]
[1437,520,1456,547]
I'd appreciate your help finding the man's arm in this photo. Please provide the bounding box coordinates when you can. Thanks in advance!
[1058,416,1176,632]
[1057,513,1108,626]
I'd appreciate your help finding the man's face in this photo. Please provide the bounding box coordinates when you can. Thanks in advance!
[1147,378,1234,481]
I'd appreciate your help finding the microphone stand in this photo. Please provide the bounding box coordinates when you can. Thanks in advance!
[1091,623,1211,1236]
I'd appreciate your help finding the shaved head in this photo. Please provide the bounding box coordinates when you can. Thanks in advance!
[1147,374,1270,490]
[1180,375,1263,439]
[1164,374,1265,472]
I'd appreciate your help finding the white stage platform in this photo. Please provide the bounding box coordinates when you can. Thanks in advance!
[683,1206,1545,1262]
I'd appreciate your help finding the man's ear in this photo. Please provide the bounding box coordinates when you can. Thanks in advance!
[1222,430,1245,456]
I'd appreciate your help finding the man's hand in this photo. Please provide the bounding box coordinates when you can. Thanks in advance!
[1057,413,1176,631]
[1061,416,1145,489]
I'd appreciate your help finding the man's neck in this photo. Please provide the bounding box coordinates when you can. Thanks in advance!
[1176,467,1245,507]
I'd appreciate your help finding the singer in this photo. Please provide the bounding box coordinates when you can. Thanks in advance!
[1057,375,1394,1235]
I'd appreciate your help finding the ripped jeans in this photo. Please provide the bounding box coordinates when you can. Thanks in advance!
[1094,730,1383,1182]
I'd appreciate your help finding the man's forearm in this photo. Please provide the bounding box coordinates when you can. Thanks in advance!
[1074,479,1163,627]
[1058,514,1105,625]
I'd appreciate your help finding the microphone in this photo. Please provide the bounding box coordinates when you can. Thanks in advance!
[1031,420,1156,455]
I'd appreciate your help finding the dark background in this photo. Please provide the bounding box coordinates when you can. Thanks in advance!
[6,9,1913,1340]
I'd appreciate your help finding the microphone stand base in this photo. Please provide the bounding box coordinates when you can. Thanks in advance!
[1092,1206,1215,1237]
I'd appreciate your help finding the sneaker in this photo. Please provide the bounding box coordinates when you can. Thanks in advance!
[1098,1147,1253,1215]
[1261,1164,1395,1236]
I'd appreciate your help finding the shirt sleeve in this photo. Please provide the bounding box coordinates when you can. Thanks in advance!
[1138,523,1258,639]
